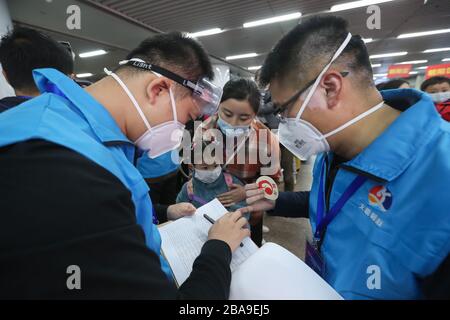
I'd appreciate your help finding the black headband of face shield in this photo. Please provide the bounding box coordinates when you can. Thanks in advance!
[122,59,202,94]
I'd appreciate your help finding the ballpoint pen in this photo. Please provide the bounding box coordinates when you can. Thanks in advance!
[203,213,244,247]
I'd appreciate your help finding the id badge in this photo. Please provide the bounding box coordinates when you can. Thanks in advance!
[305,239,325,277]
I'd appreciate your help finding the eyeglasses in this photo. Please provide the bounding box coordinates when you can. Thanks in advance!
[120,58,223,116]
[274,71,350,121]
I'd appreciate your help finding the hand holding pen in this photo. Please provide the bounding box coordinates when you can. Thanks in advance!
[205,211,249,252]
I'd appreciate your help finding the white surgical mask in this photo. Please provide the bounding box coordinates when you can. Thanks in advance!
[429,92,450,104]
[278,33,385,160]
[105,68,185,159]
[194,166,222,184]
[217,116,251,137]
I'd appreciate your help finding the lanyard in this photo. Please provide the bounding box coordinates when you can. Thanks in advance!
[314,159,368,241]
[188,193,208,206]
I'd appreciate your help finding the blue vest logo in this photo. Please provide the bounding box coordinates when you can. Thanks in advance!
[368,185,393,212]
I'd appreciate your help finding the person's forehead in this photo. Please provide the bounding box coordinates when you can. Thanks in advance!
[428,82,450,91]
[221,98,253,114]
[437,82,450,88]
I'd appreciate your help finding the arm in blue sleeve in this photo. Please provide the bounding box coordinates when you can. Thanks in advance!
[268,191,310,218]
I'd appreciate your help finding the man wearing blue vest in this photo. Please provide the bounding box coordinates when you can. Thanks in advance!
[244,16,449,299]
[0,32,249,299]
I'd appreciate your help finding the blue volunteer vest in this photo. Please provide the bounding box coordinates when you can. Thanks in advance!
[0,68,172,278]
[136,150,180,179]
[309,89,450,299]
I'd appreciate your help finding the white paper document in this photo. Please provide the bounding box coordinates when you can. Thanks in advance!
[229,242,343,300]
[159,199,342,300]
[159,199,258,285]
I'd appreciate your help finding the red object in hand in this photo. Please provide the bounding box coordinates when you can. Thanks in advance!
[258,180,274,195]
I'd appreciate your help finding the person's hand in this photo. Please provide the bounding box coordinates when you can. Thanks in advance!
[208,211,250,252]
[167,202,196,221]
[243,183,276,212]
[217,184,246,207]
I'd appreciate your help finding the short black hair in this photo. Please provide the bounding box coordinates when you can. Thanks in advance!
[121,32,213,95]
[260,15,373,89]
[377,78,409,90]
[420,76,450,91]
[0,26,74,91]
[221,78,261,113]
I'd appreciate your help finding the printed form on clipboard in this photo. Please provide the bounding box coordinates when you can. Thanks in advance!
[158,199,343,300]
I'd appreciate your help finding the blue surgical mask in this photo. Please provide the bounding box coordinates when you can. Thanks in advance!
[217,116,250,137]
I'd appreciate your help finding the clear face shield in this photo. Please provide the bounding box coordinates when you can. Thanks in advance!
[119,58,222,116]
[190,77,223,116]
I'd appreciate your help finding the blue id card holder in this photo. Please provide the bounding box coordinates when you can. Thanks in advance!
[305,239,325,277]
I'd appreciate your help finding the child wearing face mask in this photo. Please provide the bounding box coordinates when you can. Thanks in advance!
[176,142,249,219]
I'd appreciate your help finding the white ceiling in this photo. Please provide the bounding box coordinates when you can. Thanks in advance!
[7,0,450,82]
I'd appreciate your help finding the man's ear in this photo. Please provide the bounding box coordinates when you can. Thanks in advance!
[321,71,343,109]
[146,76,171,105]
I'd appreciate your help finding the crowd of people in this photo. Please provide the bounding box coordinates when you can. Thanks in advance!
[0,15,449,299]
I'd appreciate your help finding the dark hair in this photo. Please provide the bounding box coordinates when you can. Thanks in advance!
[420,76,450,91]
[377,78,409,90]
[221,78,261,113]
[0,27,74,91]
[260,15,373,89]
[121,32,213,96]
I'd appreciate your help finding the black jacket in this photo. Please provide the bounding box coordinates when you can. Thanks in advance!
[0,140,232,299]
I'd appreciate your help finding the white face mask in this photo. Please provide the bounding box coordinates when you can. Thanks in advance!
[105,68,185,159]
[429,92,450,103]
[194,166,222,184]
[278,33,385,160]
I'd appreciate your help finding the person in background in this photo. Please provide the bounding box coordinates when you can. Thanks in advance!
[243,15,449,299]
[421,76,450,121]
[194,78,281,246]
[376,78,410,90]
[136,150,197,224]
[0,26,73,112]
[177,141,248,218]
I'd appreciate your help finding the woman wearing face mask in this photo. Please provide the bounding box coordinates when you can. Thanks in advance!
[176,141,249,220]
[194,78,281,246]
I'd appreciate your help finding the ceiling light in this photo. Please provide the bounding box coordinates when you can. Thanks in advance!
[416,66,428,70]
[226,53,258,60]
[370,51,407,59]
[398,60,428,65]
[363,38,373,43]
[330,0,394,12]
[409,71,418,75]
[397,28,450,39]
[423,47,450,53]
[243,12,301,28]
[373,73,388,77]
[187,28,223,38]
[371,64,381,68]
[248,66,262,70]
[76,73,93,78]
[442,58,450,62]
[79,49,107,58]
